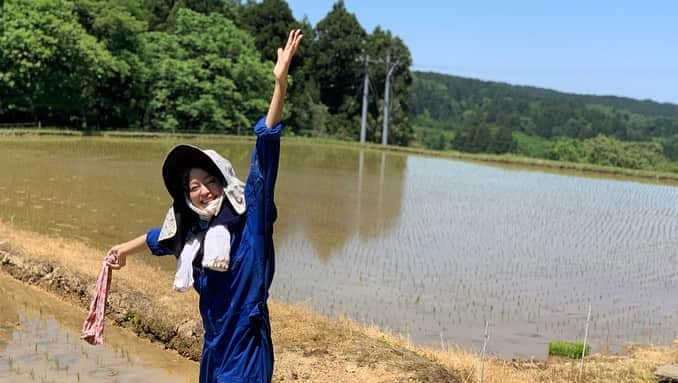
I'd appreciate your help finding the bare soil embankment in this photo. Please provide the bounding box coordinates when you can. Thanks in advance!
[0,221,458,382]
[0,220,676,382]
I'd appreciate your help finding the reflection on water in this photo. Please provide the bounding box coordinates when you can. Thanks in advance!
[276,144,405,261]
[0,274,198,382]
[0,138,406,265]
[2,137,678,358]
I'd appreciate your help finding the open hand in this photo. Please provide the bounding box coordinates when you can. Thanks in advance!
[273,29,304,82]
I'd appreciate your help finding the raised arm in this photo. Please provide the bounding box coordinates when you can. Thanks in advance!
[265,29,303,128]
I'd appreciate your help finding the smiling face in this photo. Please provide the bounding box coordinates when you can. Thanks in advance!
[185,168,223,209]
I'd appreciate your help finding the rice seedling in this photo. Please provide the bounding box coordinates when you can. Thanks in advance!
[548,341,590,359]
[5,138,678,360]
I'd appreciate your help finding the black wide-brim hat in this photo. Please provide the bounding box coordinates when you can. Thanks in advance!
[161,144,246,214]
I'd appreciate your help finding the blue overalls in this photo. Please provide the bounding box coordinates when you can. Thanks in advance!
[146,117,281,382]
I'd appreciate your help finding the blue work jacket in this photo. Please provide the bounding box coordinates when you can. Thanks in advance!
[146,117,281,383]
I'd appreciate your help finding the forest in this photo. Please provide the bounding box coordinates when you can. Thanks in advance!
[0,0,414,145]
[412,72,678,172]
[2,0,678,172]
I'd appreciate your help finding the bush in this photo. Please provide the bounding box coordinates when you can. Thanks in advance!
[662,135,678,161]
[513,132,554,159]
[582,134,664,170]
[414,125,454,150]
[548,341,590,359]
[550,138,585,162]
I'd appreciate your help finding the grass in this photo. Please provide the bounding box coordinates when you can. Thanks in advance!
[0,128,83,136]
[548,341,590,359]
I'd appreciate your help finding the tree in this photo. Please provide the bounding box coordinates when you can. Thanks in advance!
[144,0,176,30]
[452,115,491,153]
[309,1,366,116]
[143,8,271,132]
[663,135,678,161]
[74,0,148,128]
[488,126,516,154]
[237,0,316,134]
[582,134,663,169]
[237,0,297,63]
[550,138,584,162]
[0,0,115,127]
[143,0,239,31]
[365,26,413,146]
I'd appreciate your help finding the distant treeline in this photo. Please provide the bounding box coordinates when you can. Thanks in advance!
[0,0,413,145]
[411,72,678,172]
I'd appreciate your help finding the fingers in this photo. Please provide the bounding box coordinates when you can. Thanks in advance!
[285,29,295,50]
[284,29,304,53]
[106,248,125,270]
[293,29,303,45]
[107,258,125,270]
[291,30,303,54]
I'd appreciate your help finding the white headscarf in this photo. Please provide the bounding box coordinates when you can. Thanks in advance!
[158,147,247,292]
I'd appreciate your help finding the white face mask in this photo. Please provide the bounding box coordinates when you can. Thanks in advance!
[184,190,225,221]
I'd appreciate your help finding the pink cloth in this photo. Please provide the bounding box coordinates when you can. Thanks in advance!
[81,254,117,345]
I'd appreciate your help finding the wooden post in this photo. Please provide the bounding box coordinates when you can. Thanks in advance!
[579,304,592,380]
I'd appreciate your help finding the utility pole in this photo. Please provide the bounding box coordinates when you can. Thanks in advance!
[360,55,370,144]
[358,52,398,145]
[382,51,398,146]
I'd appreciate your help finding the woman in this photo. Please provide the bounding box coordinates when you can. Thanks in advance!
[106,29,303,383]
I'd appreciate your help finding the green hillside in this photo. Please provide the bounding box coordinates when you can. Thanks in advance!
[411,71,678,172]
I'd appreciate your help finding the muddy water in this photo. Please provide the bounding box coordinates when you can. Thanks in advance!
[0,273,198,382]
[1,136,678,358]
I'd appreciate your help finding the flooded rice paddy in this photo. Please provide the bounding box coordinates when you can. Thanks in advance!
[1,136,678,358]
[0,273,198,382]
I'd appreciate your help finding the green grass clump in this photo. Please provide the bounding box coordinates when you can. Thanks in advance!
[548,341,590,359]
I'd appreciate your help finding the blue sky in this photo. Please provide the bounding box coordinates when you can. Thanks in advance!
[286,1,678,104]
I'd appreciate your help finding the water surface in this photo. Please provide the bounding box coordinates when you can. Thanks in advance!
[1,136,678,358]
[0,273,198,382]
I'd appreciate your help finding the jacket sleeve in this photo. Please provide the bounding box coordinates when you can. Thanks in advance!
[253,116,282,179]
[251,116,282,228]
[146,227,173,256]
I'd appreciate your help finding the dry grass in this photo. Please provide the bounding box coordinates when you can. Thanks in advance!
[1,218,677,382]
[0,219,198,325]
[358,324,678,383]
